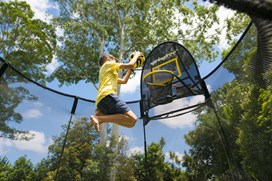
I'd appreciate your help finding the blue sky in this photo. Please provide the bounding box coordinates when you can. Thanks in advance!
[0,0,237,165]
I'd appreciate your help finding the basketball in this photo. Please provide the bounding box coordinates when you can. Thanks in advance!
[129,53,145,68]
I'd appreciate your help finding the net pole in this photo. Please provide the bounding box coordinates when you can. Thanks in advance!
[54,97,78,180]
[143,117,148,178]
[211,101,235,181]
[0,62,8,78]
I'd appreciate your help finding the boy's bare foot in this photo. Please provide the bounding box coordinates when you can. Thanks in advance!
[90,116,100,132]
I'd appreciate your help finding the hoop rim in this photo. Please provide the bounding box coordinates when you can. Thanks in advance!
[143,70,174,86]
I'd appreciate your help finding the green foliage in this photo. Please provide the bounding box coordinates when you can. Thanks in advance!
[263,62,272,83]
[132,137,187,180]
[46,117,99,180]
[225,13,251,45]
[0,0,55,139]
[114,156,137,181]
[49,0,234,87]
[32,158,51,181]
[8,156,36,181]
[182,22,272,179]
[183,113,230,180]
[47,17,101,87]
[48,0,112,87]
[1,119,188,180]
[0,156,11,180]
[43,117,137,180]
[0,156,52,181]
[0,79,37,139]
[81,159,101,180]
[2,1,271,180]
[183,81,254,180]
[44,118,186,180]
[222,22,256,79]
[237,85,272,180]
[0,1,56,83]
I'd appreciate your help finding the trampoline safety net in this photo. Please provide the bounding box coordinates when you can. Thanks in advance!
[0,18,272,180]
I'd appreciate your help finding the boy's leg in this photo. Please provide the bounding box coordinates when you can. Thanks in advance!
[123,110,137,126]
[90,108,104,131]
[95,108,104,116]
[90,110,137,131]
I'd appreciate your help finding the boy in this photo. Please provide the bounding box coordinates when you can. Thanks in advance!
[90,51,143,132]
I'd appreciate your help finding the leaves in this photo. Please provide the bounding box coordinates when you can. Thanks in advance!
[182,26,272,179]
[132,137,185,180]
[49,0,234,86]
[237,86,272,180]
[0,1,57,139]
[0,1,56,83]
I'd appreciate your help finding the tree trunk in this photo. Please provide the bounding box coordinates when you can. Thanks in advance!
[98,36,108,146]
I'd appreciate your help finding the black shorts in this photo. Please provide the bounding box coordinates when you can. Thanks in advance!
[97,93,130,115]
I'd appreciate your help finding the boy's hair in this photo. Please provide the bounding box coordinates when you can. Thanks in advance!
[99,54,108,66]
[98,53,118,66]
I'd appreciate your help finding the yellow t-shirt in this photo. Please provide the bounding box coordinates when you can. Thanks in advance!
[96,61,121,106]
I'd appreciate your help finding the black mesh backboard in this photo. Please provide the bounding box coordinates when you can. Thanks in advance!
[140,42,209,119]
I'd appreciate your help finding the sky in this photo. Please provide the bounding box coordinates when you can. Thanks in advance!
[0,0,237,166]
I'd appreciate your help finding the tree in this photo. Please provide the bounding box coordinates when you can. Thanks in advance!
[47,0,112,88]
[132,137,187,180]
[0,156,52,181]
[113,136,137,180]
[32,158,51,181]
[48,2,244,179]
[50,0,234,152]
[0,81,37,139]
[237,85,272,180]
[50,0,227,87]
[0,1,56,83]
[45,117,99,180]
[182,21,258,179]
[222,14,254,79]
[0,1,56,139]
[43,117,142,180]
[0,156,11,181]
[183,81,256,180]
[8,156,36,181]
[183,111,230,180]
[181,12,272,179]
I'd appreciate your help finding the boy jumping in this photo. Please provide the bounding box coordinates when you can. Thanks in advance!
[90,51,143,132]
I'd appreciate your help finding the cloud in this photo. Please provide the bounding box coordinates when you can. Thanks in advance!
[20,0,58,23]
[0,131,50,154]
[187,2,235,50]
[213,6,236,50]
[20,0,60,74]
[207,84,213,93]
[119,135,130,142]
[199,2,237,50]
[19,0,62,74]
[120,70,141,94]
[22,101,45,119]
[154,95,205,129]
[22,109,43,119]
[33,101,44,107]
[127,146,145,157]
[172,2,235,51]
[158,112,197,129]
[46,56,60,74]
[165,151,184,163]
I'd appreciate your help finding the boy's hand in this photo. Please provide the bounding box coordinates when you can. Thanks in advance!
[132,51,143,58]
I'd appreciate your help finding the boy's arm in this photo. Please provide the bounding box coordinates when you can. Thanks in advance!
[119,51,143,70]
[118,69,133,84]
